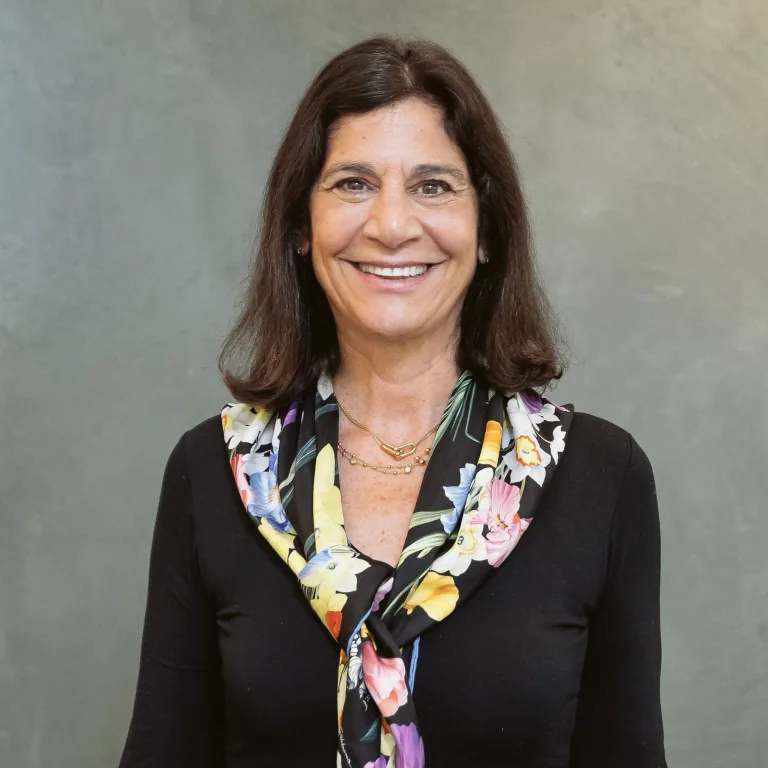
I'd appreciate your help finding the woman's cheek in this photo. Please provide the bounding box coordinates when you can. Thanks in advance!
[314,210,363,255]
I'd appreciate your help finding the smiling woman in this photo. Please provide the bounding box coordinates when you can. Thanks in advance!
[216,38,564,411]
[308,97,480,343]
[120,35,666,768]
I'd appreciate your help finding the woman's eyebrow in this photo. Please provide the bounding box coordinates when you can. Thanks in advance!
[411,164,469,185]
[320,162,469,185]
[320,162,376,183]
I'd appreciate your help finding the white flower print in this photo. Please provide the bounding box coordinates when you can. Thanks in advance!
[550,425,566,464]
[432,521,487,576]
[222,403,274,449]
[299,546,371,595]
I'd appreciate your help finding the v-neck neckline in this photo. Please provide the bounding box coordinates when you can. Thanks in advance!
[313,371,492,612]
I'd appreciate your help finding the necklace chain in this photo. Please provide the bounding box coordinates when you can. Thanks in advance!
[337,442,431,475]
[335,396,440,461]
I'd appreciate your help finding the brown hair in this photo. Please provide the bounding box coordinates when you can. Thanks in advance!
[219,35,568,408]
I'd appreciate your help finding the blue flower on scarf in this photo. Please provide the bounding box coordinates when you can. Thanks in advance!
[247,452,292,533]
[298,549,334,579]
[441,463,476,533]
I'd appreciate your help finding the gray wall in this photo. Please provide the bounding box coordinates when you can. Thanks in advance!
[1,1,766,766]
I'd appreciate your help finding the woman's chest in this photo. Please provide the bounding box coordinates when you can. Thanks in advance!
[337,465,423,565]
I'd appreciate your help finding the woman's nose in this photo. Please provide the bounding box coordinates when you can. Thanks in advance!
[362,186,423,250]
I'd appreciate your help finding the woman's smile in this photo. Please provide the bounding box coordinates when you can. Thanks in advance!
[355,262,431,278]
[344,259,441,293]
[309,97,479,341]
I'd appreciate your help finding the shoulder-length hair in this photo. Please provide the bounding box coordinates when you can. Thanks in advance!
[219,35,568,409]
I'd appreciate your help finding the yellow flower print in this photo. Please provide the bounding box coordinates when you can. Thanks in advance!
[310,590,348,634]
[381,729,395,758]
[515,435,542,467]
[315,591,348,615]
[337,650,348,727]
[313,444,347,550]
[478,420,503,467]
[287,549,305,574]
[257,523,305,575]
[403,572,459,621]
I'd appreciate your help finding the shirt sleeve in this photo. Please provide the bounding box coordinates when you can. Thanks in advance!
[569,433,667,768]
[119,434,225,768]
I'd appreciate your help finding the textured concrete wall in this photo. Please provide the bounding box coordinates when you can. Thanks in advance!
[1,1,766,766]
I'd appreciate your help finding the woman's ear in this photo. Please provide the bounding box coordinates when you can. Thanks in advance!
[294,234,311,256]
[477,246,488,264]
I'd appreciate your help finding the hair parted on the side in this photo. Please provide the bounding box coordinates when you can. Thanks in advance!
[218,35,569,409]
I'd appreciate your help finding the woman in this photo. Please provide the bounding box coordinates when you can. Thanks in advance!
[120,36,666,768]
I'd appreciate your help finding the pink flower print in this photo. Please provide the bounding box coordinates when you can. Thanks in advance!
[477,478,529,567]
[372,576,394,613]
[231,455,255,508]
[361,641,408,717]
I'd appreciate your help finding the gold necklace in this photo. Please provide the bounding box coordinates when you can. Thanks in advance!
[336,397,440,461]
[337,441,431,475]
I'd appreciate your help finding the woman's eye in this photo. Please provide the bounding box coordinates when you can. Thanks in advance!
[335,178,369,193]
[417,180,451,196]
[333,178,451,197]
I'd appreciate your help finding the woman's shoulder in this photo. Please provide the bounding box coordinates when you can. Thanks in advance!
[568,409,634,454]
[182,410,229,459]
[175,403,272,479]
[558,411,658,524]
[159,412,248,551]
[564,409,656,500]
[168,412,232,494]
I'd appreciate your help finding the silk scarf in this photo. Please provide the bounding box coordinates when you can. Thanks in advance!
[222,371,574,767]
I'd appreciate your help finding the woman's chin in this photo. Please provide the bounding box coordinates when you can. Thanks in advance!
[345,312,446,343]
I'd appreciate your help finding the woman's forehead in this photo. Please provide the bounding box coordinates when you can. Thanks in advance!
[324,100,467,172]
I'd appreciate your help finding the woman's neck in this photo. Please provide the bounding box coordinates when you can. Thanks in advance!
[332,328,461,442]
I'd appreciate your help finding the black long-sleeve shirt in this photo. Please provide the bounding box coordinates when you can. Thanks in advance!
[119,410,666,767]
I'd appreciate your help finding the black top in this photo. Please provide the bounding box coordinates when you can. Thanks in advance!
[119,410,666,767]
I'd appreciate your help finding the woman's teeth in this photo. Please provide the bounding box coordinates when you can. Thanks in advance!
[357,264,429,278]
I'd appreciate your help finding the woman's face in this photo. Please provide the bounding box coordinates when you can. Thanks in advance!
[308,97,480,345]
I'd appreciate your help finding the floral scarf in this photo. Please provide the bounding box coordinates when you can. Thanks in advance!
[222,371,574,767]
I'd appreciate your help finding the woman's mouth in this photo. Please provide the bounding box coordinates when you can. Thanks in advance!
[354,263,432,279]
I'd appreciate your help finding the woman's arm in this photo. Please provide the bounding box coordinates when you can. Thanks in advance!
[569,434,667,768]
[119,434,224,767]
